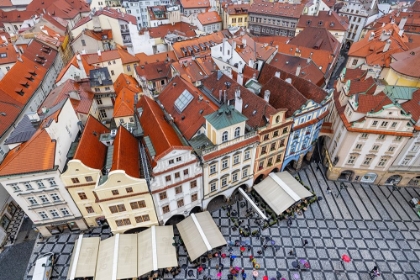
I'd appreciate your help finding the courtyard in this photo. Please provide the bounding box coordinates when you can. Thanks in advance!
[25,162,420,280]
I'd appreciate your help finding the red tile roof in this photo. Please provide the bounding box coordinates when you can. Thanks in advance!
[390,46,420,77]
[113,73,141,95]
[81,29,113,41]
[146,22,197,39]
[347,77,377,96]
[38,79,94,116]
[197,11,222,25]
[297,11,348,32]
[21,39,58,70]
[172,31,225,59]
[249,0,305,19]
[158,76,218,140]
[0,129,56,176]
[179,0,210,9]
[55,55,94,83]
[111,126,141,178]
[73,115,110,169]
[82,49,138,65]
[135,51,177,66]
[224,3,250,15]
[0,45,18,65]
[288,26,341,55]
[401,89,420,122]
[27,0,90,20]
[0,0,12,7]
[342,67,367,82]
[231,34,277,63]
[0,56,47,106]
[135,60,172,81]
[349,23,409,67]
[73,7,136,29]
[269,53,325,86]
[0,90,22,138]
[0,10,35,24]
[172,58,211,84]
[355,92,393,113]
[139,96,191,166]
[113,88,135,118]
[195,55,217,74]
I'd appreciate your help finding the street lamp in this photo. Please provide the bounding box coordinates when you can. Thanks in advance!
[386,183,398,199]
[336,182,348,198]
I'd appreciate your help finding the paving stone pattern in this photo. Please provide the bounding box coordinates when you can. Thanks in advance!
[25,163,420,280]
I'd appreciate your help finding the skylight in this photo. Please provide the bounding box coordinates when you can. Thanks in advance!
[174,89,194,113]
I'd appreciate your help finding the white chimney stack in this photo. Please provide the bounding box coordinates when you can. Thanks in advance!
[296,64,301,76]
[398,17,407,30]
[275,71,281,78]
[264,90,270,103]
[242,38,247,47]
[235,88,243,113]
[383,39,391,52]
[97,49,101,56]
[369,32,375,41]
[237,73,244,86]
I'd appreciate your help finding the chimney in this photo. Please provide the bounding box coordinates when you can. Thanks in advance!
[249,59,254,68]
[97,49,101,56]
[328,9,332,16]
[398,29,404,37]
[399,17,407,30]
[274,71,281,78]
[232,40,236,51]
[369,32,375,41]
[242,38,247,47]
[383,39,391,52]
[237,73,244,86]
[296,64,301,76]
[222,38,227,56]
[264,90,270,103]
[285,78,292,84]
[219,90,223,102]
[223,90,227,104]
[235,88,243,113]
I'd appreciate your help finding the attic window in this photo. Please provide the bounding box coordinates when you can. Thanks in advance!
[15,89,24,96]
[0,53,6,58]
[252,110,257,115]
[20,82,29,88]
[410,51,415,56]
[29,71,37,76]
[26,76,34,81]
[244,104,249,108]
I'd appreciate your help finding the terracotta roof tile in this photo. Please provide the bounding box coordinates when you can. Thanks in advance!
[401,89,420,122]
[269,53,325,86]
[201,71,279,127]
[27,0,89,20]
[0,0,12,7]
[113,88,135,118]
[21,39,58,70]
[135,51,177,66]
[0,10,35,24]
[146,22,197,39]
[195,55,217,74]
[347,77,377,96]
[172,31,225,59]
[0,45,18,65]
[288,26,341,55]
[0,129,56,176]
[135,60,172,81]
[82,49,138,65]
[172,58,211,84]
[297,10,348,31]
[38,79,94,116]
[73,7,136,29]
[111,126,141,178]
[342,67,367,82]
[74,115,110,169]
[231,34,277,63]
[0,56,47,106]
[82,29,113,41]
[158,76,218,139]
[113,73,141,95]
[355,92,393,113]
[197,11,222,25]
[224,3,250,15]
[249,0,305,19]
[0,90,22,138]
[139,96,190,166]
[179,0,210,9]
[390,46,420,77]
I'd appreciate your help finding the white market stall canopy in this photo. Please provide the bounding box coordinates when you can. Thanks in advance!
[176,211,227,261]
[68,226,177,280]
[253,172,314,215]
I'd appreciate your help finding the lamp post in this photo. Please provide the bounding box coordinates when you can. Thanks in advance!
[336,182,348,198]
[386,183,398,199]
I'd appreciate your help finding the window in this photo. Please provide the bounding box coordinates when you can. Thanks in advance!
[189,180,197,189]
[235,127,240,138]
[244,150,250,160]
[372,145,380,151]
[276,154,282,162]
[86,206,94,213]
[81,39,86,46]
[222,159,228,169]
[232,172,238,182]
[9,183,20,192]
[347,155,356,164]
[116,219,131,227]
[39,211,48,219]
[130,200,146,209]
[161,80,165,85]
[191,193,198,202]
[173,172,180,180]
[126,187,133,193]
[108,61,112,65]
[135,216,143,223]
[377,135,386,140]
[111,70,115,76]
[127,65,131,71]
[361,133,368,139]
[183,169,189,176]
[39,195,49,203]
[363,157,372,165]
[381,121,388,127]
[273,130,279,137]
[242,168,248,178]
[402,157,411,165]
[85,176,93,182]
[51,193,60,202]
[261,146,267,155]
[411,145,420,152]
[175,186,182,194]
[378,158,388,167]
[177,199,184,208]
[263,134,269,141]
[372,121,378,127]
[388,146,395,152]
[282,127,288,134]
[270,143,276,151]
[99,109,107,118]
[142,214,150,221]
[221,177,228,187]
[36,181,45,188]
[210,164,216,174]
[159,192,167,200]
[60,208,70,216]
[169,159,174,165]
[165,175,171,182]
[28,197,38,205]
[71,178,80,184]
[395,136,402,141]
[176,157,182,162]
[233,155,240,165]
[50,210,59,218]
[352,59,358,66]
[24,182,33,190]
[109,204,126,213]
[162,205,170,214]
[210,182,217,192]
[222,131,228,142]
[112,190,119,195]
[78,192,87,200]
[267,158,273,166]
[279,139,285,147]
[391,122,397,128]
[355,144,362,150]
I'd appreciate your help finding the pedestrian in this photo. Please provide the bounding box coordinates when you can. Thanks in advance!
[287,216,293,226]
[326,187,332,194]
[242,272,247,280]
[257,250,263,255]
[303,239,308,246]
[247,245,252,251]
[288,249,294,256]
[9,235,14,244]
[249,255,254,261]
[263,244,268,250]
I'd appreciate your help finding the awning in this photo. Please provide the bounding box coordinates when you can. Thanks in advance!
[138,226,178,277]
[67,235,100,280]
[177,212,226,261]
[253,172,313,215]
[117,234,138,279]
[95,236,116,280]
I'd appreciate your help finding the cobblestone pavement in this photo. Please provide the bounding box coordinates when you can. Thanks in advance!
[25,162,420,280]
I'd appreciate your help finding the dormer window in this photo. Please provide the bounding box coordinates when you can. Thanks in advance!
[234,127,240,138]
[222,131,228,142]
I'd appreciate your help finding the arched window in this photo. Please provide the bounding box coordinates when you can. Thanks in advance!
[222,131,228,142]
[234,127,240,138]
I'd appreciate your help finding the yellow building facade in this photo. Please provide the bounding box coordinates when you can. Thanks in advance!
[222,4,250,29]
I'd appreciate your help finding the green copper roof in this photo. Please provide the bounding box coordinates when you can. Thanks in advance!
[384,86,418,102]
[204,105,248,130]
